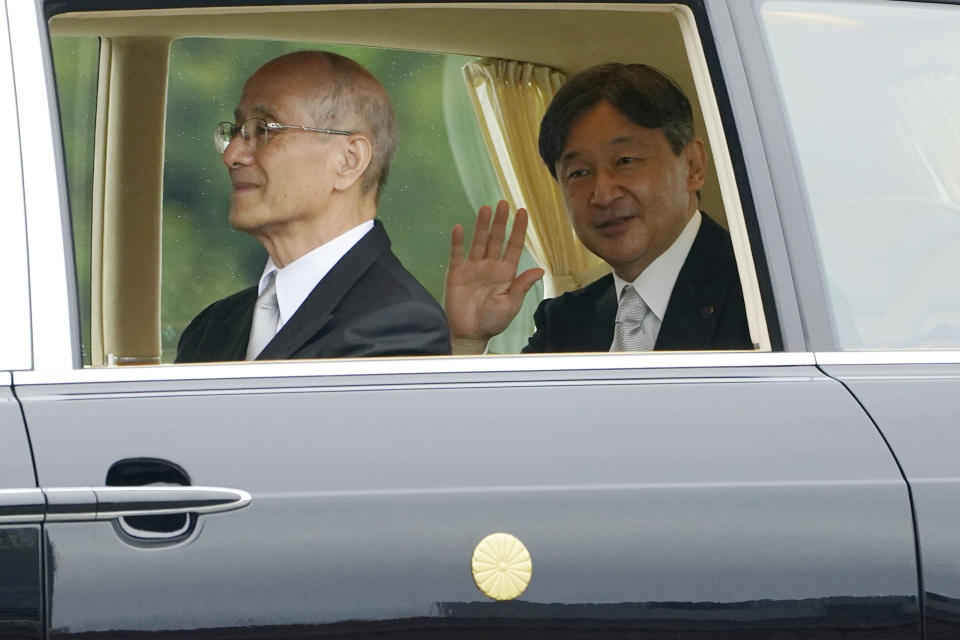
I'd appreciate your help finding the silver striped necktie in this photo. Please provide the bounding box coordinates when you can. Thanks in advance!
[245,273,279,360]
[611,285,653,352]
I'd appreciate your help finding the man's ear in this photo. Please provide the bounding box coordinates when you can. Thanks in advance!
[333,134,373,192]
[685,138,707,192]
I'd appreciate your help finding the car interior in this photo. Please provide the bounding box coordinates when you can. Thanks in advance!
[47,3,770,367]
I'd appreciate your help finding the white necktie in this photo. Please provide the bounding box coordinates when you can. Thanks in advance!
[611,285,653,352]
[245,273,279,360]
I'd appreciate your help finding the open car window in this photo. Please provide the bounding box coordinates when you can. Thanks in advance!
[49,2,771,369]
[159,39,546,363]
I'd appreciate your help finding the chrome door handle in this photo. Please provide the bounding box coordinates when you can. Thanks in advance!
[95,486,251,519]
[46,486,251,522]
[0,486,251,524]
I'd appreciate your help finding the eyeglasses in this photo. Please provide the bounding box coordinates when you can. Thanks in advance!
[215,117,353,154]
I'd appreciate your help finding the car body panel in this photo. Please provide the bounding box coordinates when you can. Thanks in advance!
[16,360,919,636]
[0,376,43,639]
[0,377,36,488]
[820,357,960,640]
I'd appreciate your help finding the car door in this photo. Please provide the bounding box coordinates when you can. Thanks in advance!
[0,375,43,640]
[1,2,44,638]
[13,0,922,638]
[821,356,960,640]
[13,356,919,639]
[741,1,960,638]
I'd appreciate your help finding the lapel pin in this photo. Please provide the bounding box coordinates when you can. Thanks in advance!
[701,305,715,318]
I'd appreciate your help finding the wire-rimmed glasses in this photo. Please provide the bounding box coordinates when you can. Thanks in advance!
[215,118,353,154]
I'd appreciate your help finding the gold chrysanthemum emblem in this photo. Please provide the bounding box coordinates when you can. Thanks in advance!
[471,532,532,600]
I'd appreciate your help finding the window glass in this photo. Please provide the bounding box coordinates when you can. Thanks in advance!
[51,5,755,365]
[51,37,99,365]
[762,0,960,349]
[161,39,540,361]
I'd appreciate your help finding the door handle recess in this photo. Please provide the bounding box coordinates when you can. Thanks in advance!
[0,486,251,524]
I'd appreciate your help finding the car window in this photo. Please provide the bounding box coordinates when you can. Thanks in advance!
[48,3,771,369]
[51,37,99,366]
[761,0,960,350]
[52,36,547,364]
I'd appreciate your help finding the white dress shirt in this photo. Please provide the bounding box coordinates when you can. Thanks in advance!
[610,210,702,351]
[254,220,374,336]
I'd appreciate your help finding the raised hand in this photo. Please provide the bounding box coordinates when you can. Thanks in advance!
[445,200,544,354]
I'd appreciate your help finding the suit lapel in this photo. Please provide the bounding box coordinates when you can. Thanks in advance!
[198,288,257,362]
[256,221,390,360]
[656,215,729,350]
[657,277,723,350]
[584,278,617,351]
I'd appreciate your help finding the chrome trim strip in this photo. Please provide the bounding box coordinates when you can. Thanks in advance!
[44,487,97,522]
[0,488,45,524]
[41,486,251,522]
[0,515,45,524]
[45,511,98,522]
[815,351,960,366]
[256,477,906,501]
[92,485,252,519]
[1,370,11,387]
[14,351,814,385]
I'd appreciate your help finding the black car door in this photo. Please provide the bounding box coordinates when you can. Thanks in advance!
[0,378,44,640]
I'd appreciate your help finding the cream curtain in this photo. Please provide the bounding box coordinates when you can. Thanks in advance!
[462,59,608,298]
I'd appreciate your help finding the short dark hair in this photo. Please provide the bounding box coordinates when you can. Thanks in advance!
[538,63,694,178]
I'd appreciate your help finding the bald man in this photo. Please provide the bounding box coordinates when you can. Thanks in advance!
[176,51,450,362]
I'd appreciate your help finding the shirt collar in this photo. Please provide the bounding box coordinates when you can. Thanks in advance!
[256,220,374,329]
[612,210,702,321]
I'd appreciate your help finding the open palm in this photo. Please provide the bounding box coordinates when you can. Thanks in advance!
[445,201,544,352]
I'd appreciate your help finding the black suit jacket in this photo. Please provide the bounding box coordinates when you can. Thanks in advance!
[523,214,752,353]
[176,221,451,362]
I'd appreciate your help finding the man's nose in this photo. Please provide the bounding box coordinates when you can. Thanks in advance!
[589,168,622,207]
[222,134,254,168]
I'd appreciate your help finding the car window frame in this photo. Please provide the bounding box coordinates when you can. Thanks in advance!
[0,0,34,372]
[8,0,78,372]
[21,0,799,379]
